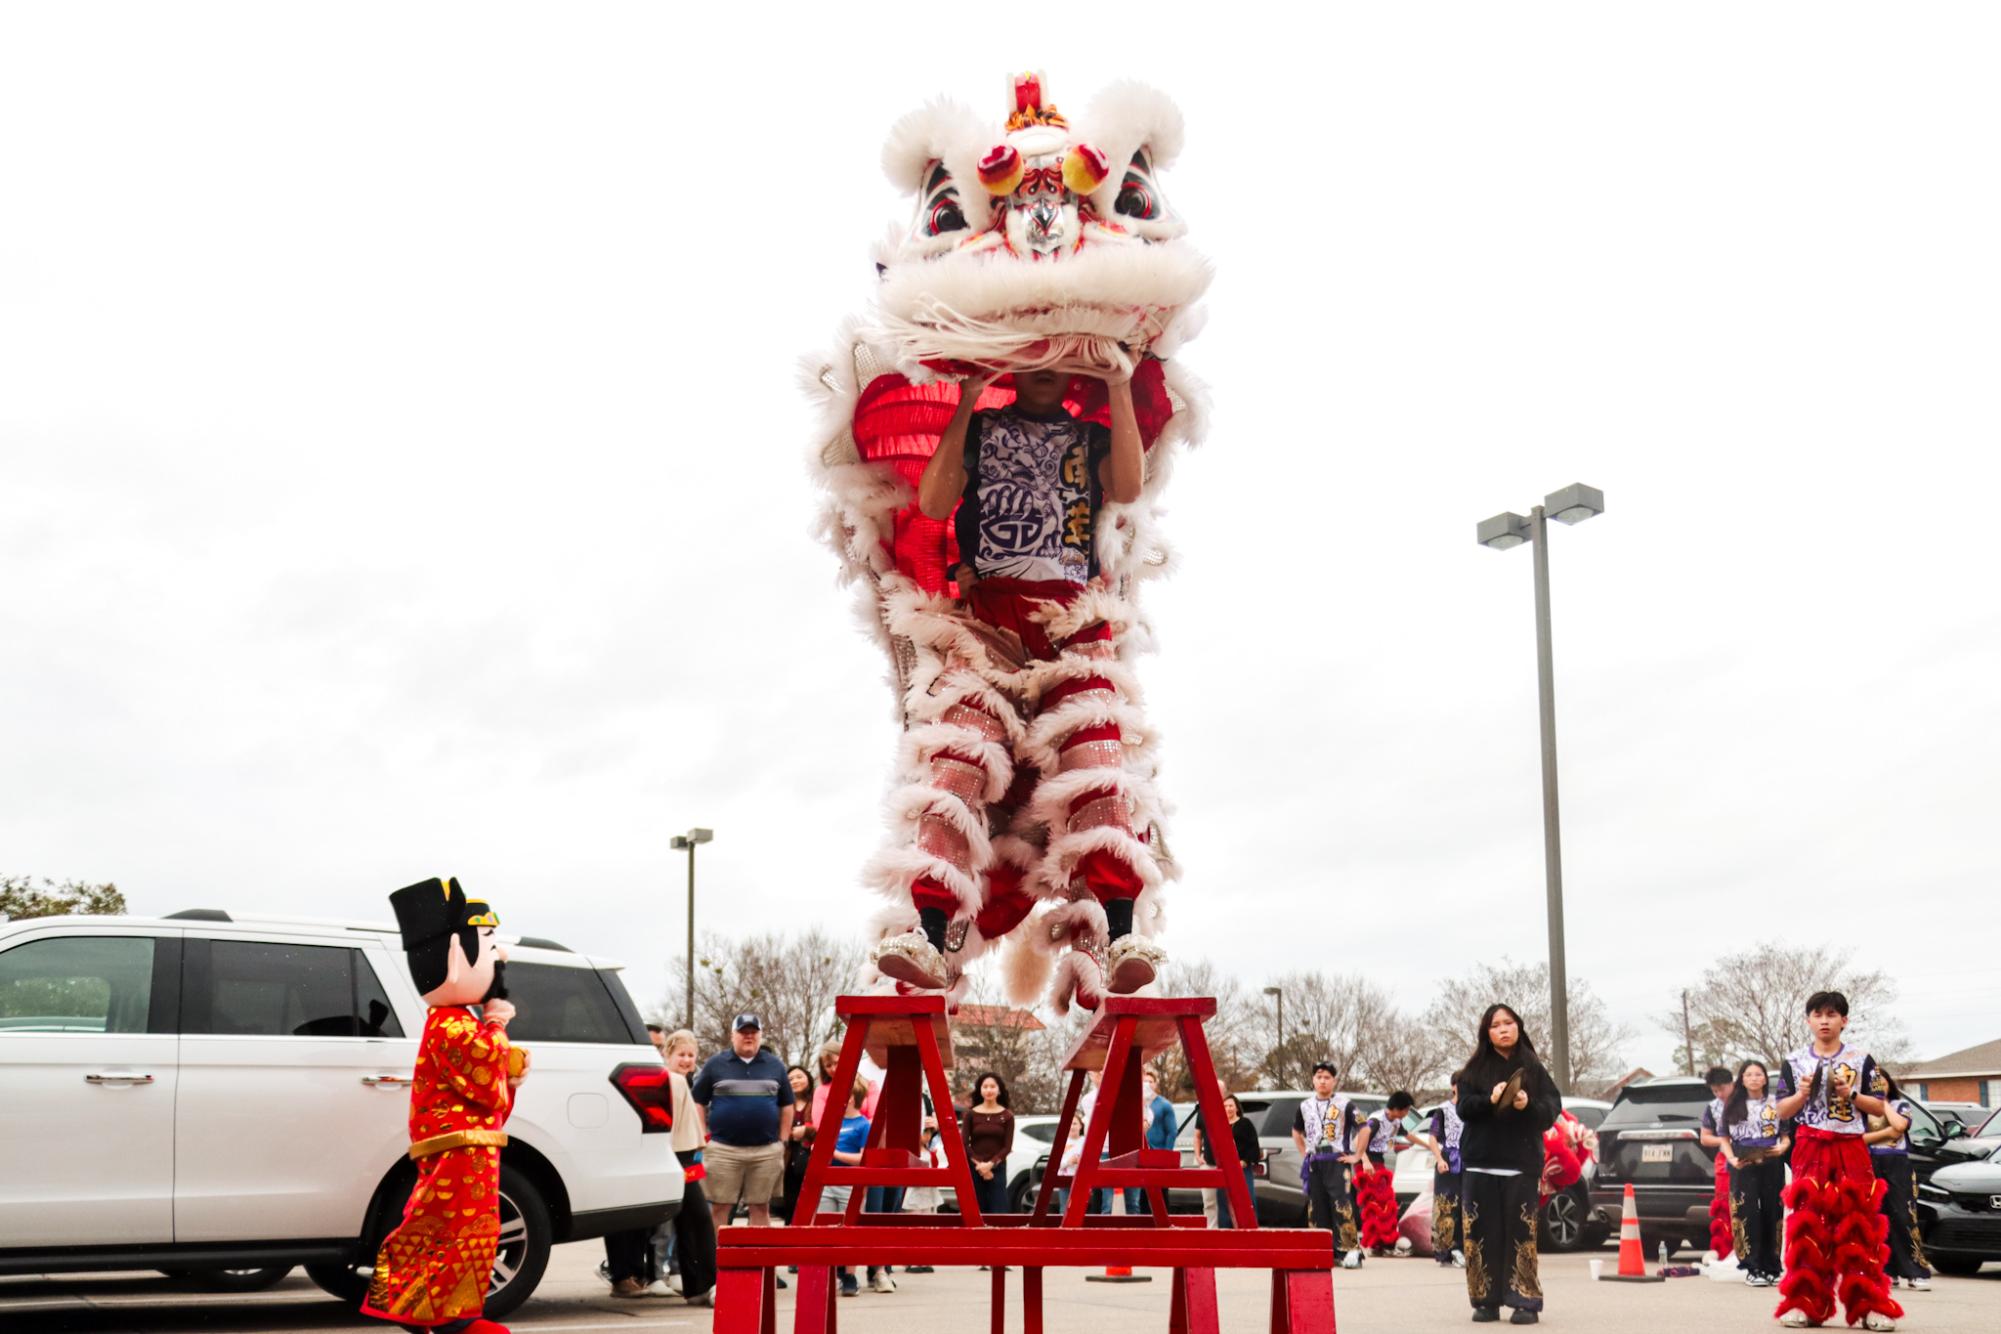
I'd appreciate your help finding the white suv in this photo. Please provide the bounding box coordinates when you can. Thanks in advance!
[0,909,682,1317]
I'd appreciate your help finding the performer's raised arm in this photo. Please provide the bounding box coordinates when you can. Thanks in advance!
[1099,376,1145,504]
[917,375,992,519]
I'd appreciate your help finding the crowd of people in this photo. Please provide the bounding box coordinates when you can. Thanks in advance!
[610,990,1922,1330]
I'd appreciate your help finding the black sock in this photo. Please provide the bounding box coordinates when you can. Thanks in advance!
[918,906,947,953]
[1104,897,1133,941]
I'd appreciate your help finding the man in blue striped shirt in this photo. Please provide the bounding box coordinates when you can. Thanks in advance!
[691,1014,794,1232]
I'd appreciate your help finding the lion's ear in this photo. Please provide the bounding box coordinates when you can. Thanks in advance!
[882,98,993,245]
[1082,82,1188,240]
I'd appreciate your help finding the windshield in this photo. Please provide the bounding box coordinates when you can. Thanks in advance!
[1601,1086,1709,1130]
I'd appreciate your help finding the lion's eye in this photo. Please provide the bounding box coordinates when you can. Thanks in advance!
[928,199,967,235]
[1114,181,1156,221]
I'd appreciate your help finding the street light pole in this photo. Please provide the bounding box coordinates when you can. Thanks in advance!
[1264,985,1285,1088]
[669,827,714,1031]
[1529,504,1572,1097]
[1476,485,1602,1096]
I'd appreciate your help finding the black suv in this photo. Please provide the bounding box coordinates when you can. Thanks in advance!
[1591,1076,1979,1257]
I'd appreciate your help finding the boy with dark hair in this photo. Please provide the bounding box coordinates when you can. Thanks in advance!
[1290,1062,1363,1268]
[1354,1091,1415,1255]
[1773,991,1902,1331]
[1699,1065,1738,1264]
[1407,1074,1467,1267]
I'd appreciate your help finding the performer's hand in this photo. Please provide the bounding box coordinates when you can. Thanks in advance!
[508,1048,532,1088]
[1512,1088,1529,1111]
[482,998,517,1028]
[1491,1082,1509,1106]
[963,370,998,397]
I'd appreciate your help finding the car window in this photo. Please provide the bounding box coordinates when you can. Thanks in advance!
[0,936,155,1034]
[1020,1122,1059,1144]
[1602,1087,1708,1129]
[196,941,404,1037]
[504,962,636,1043]
[1904,1099,1944,1149]
[1981,1107,2001,1138]
[1569,1105,1608,1131]
[1258,1096,1301,1136]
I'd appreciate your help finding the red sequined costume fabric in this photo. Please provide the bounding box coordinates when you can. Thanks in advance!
[361,1008,519,1326]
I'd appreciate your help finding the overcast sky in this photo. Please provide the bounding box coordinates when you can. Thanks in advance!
[3,5,1995,1076]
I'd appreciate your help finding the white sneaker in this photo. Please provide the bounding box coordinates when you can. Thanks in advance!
[873,931,949,990]
[870,1270,897,1294]
[643,1279,674,1297]
[1780,1311,1815,1328]
[1909,1276,1930,1291]
[1862,1315,1896,1332]
[1452,1249,1467,1269]
[1341,1251,1362,1270]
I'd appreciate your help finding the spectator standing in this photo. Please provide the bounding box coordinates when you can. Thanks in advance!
[662,1029,717,1305]
[690,1014,794,1244]
[1127,1069,1178,1216]
[1456,1003,1562,1325]
[1206,1095,1260,1228]
[821,1080,874,1297]
[963,1071,1015,1217]
[778,1063,815,1225]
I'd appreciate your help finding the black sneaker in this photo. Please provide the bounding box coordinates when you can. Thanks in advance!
[905,1265,935,1274]
[1510,1312,1538,1325]
[1472,1310,1500,1323]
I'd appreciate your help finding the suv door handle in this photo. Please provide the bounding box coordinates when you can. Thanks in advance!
[85,1071,155,1085]
[362,1075,415,1087]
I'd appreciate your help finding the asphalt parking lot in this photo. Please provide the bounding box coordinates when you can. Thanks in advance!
[2,1241,1995,1333]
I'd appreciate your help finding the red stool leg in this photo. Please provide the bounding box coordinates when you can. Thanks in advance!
[792,1265,834,1334]
[1180,1269,1219,1334]
[715,1266,765,1334]
[990,1263,1007,1334]
[1273,1269,1334,1334]
[761,1265,777,1334]
[1024,1266,1044,1334]
[1171,1268,1188,1334]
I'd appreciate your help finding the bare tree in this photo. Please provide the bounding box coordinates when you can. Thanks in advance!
[659,928,865,1068]
[1663,942,1913,1068]
[1423,958,1628,1093]
[1153,957,1265,1098]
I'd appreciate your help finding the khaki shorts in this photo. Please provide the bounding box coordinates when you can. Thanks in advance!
[704,1141,784,1208]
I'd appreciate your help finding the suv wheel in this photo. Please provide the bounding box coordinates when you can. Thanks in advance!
[1540,1184,1589,1252]
[308,1162,553,1318]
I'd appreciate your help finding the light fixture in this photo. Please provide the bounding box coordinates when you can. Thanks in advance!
[1543,484,1604,525]
[1476,512,1530,550]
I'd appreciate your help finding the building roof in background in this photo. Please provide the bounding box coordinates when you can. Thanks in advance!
[1902,1038,2001,1079]
[952,1004,1044,1032]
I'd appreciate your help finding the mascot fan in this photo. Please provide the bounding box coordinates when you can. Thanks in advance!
[361,877,529,1334]
[807,70,1211,1013]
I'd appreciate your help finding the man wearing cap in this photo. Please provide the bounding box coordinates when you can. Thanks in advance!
[691,1013,794,1235]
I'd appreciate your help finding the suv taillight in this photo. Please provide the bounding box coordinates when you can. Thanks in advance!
[611,1063,674,1133]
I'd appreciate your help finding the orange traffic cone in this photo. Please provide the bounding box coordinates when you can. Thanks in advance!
[1601,1183,1665,1283]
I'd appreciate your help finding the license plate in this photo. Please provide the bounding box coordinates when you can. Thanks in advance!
[1641,1144,1674,1163]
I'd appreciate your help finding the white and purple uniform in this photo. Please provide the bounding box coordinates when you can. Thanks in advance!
[1430,1101,1464,1173]
[1727,1095,1785,1149]
[1778,1043,1877,1136]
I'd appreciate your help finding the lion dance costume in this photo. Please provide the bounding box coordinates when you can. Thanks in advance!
[805,71,1210,1011]
[362,877,526,1334]
[1774,1044,1901,1330]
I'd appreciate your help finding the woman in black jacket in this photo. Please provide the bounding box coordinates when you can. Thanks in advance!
[1454,1003,1563,1325]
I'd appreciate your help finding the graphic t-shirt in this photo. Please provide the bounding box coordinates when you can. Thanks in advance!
[1726,1096,1785,1148]
[1293,1095,1358,1156]
[1701,1097,1729,1138]
[1869,1096,1912,1155]
[1362,1110,1407,1161]
[957,407,1108,584]
[1778,1043,1877,1135]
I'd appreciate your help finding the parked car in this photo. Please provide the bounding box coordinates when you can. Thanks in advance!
[1917,1144,2001,1276]
[1389,1096,1612,1251]
[0,910,681,1317]
[1923,1102,1992,1133]
[1588,1075,1975,1257]
[1004,1114,1061,1212]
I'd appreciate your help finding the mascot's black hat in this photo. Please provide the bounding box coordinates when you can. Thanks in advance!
[388,876,499,995]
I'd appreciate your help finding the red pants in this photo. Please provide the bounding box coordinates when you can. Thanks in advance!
[908,577,1148,931]
[1775,1128,1902,1327]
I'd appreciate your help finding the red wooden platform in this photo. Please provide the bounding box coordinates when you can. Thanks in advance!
[713,994,1336,1334]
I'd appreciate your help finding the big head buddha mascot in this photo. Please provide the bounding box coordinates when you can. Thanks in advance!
[362,877,529,1334]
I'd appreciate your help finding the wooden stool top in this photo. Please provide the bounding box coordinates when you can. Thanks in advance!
[833,993,956,1069]
[1061,995,1219,1071]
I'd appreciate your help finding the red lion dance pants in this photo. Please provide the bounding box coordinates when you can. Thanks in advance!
[895,577,1155,940]
[1775,1127,1902,1327]
[1355,1160,1400,1252]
